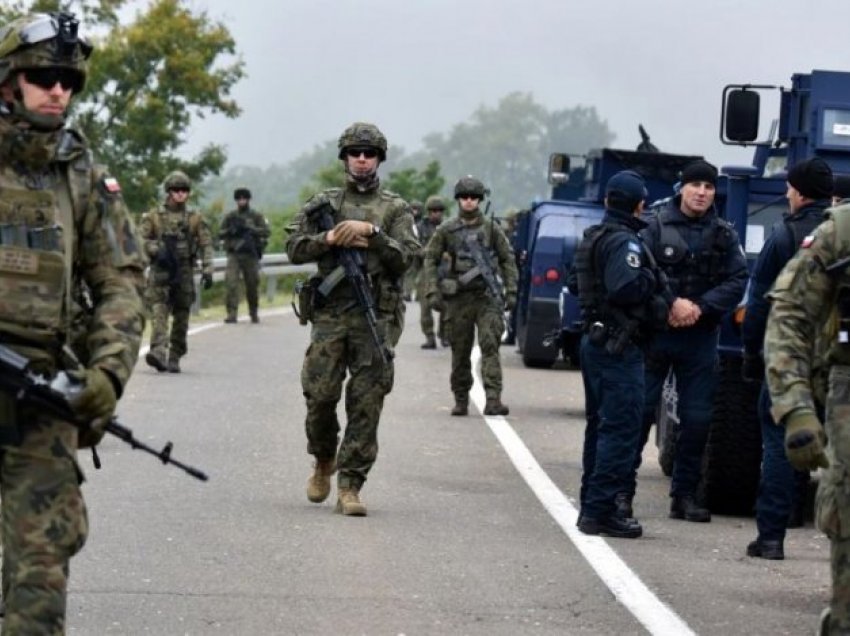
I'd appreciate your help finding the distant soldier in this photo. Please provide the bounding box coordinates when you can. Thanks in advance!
[0,11,145,630]
[403,199,424,301]
[139,171,214,373]
[286,122,418,516]
[423,176,517,416]
[763,202,850,635]
[417,195,448,348]
[219,187,270,323]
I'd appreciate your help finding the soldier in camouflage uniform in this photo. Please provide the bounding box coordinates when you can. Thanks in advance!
[286,122,418,516]
[139,171,213,373]
[0,12,145,632]
[219,187,270,323]
[402,199,424,301]
[417,195,448,349]
[423,176,518,416]
[764,202,850,635]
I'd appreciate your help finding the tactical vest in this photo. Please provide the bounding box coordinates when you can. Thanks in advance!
[145,206,203,266]
[649,207,733,299]
[782,205,827,252]
[0,129,93,351]
[443,219,496,292]
[309,187,405,312]
[829,207,850,366]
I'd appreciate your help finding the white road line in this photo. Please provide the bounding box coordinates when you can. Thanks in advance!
[470,347,696,636]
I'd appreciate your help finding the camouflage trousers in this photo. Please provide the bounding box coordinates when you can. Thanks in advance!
[403,262,420,299]
[145,275,194,359]
[225,252,260,319]
[0,407,87,635]
[816,366,850,633]
[300,306,400,490]
[417,287,447,341]
[445,290,505,399]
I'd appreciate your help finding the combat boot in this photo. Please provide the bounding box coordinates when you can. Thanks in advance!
[224,315,237,324]
[306,458,336,503]
[483,398,509,416]
[421,334,437,349]
[669,495,711,522]
[451,394,468,416]
[167,355,181,374]
[746,538,784,560]
[250,308,259,324]
[614,492,634,520]
[335,487,367,516]
[578,515,642,539]
[145,349,167,372]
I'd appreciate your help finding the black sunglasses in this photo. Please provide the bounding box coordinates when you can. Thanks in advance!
[346,148,378,159]
[23,67,85,93]
[169,187,191,194]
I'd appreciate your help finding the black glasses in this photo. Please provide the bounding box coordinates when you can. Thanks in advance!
[23,67,85,93]
[346,148,378,159]
[458,194,480,201]
[169,187,191,194]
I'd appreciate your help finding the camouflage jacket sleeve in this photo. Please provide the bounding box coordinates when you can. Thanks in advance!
[78,169,146,395]
[491,221,518,296]
[251,210,271,246]
[369,198,419,276]
[192,212,214,273]
[137,208,161,259]
[285,194,334,264]
[422,224,447,298]
[765,218,839,423]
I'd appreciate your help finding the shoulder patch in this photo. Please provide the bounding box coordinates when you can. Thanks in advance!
[626,252,641,268]
[627,240,641,253]
[801,234,816,249]
[102,176,121,193]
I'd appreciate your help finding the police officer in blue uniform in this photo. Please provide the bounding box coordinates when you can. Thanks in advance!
[571,170,673,538]
[743,157,833,559]
[626,160,748,522]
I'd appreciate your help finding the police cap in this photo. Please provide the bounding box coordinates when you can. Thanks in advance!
[605,170,647,212]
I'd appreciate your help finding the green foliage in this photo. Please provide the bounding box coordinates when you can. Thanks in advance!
[384,160,445,203]
[416,92,615,208]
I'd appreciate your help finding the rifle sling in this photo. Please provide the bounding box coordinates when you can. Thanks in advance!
[458,266,482,286]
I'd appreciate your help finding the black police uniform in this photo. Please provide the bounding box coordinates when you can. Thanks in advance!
[572,205,671,538]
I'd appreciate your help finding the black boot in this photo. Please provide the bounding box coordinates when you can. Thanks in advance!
[669,495,711,522]
[483,398,509,416]
[451,395,468,416]
[615,493,634,520]
[167,355,181,374]
[421,335,437,349]
[746,538,784,560]
[578,515,642,539]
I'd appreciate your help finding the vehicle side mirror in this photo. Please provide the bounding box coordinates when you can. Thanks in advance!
[548,153,571,185]
[724,89,760,143]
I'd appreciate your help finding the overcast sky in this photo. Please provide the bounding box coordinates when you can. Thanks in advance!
[182,0,850,172]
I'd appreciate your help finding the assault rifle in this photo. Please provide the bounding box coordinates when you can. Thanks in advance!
[459,205,504,304]
[0,343,208,481]
[224,215,261,259]
[308,203,392,365]
[159,233,181,305]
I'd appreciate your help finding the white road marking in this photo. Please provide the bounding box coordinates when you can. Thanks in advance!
[470,347,696,636]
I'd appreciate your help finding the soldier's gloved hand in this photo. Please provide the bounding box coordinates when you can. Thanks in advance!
[333,220,373,247]
[427,293,444,313]
[68,367,117,440]
[201,272,213,290]
[784,411,829,471]
[505,293,517,311]
[741,352,765,383]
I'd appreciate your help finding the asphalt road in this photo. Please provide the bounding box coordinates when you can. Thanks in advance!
[64,304,830,635]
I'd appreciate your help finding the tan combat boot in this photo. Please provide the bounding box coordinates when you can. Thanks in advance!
[335,487,367,516]
[451,394,468,416]
[306,459,336,503]
[483,398,509,416]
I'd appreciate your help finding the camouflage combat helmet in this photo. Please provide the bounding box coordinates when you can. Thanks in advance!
[454,176,487,200]
[337,122,388,161]
[0,12,92,90]
[163,170,192,192]
[425,195,446,211]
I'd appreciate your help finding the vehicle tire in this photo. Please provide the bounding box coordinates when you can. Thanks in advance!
[703,355,762,516]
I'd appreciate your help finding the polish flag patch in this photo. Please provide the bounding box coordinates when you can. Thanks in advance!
[800,235,816,248]
[103,177,121,193]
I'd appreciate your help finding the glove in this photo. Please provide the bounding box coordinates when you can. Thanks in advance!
[333,220,373,247]
[427,293,445,313]
[201,272,213,290]
[505,293,517,312]
[741,352,765,383]
[784,411,829,471]
[68,368,117,443]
